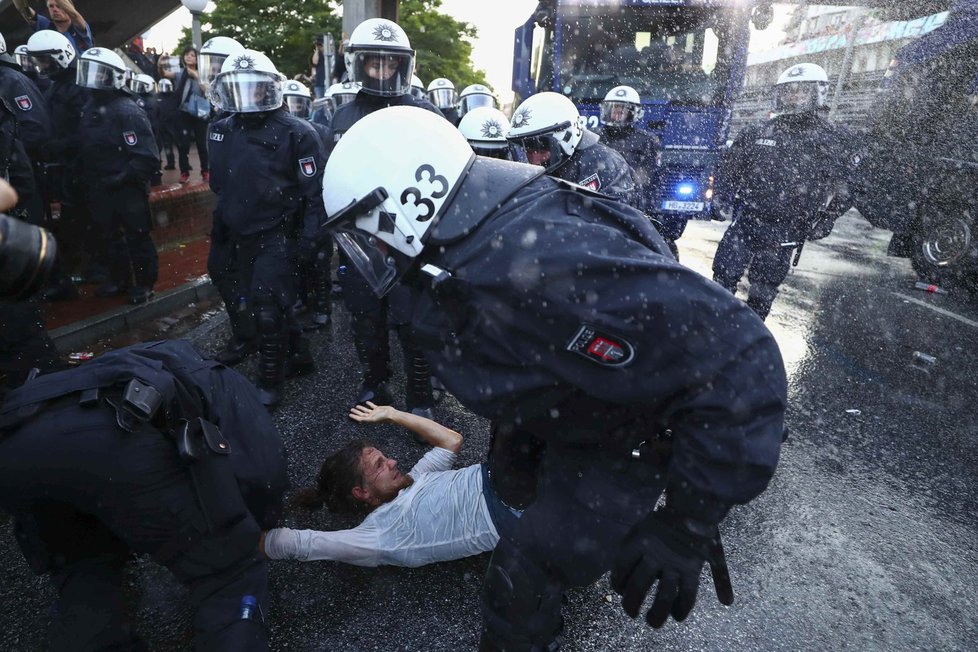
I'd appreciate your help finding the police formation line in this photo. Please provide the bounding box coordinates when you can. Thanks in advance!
[0,15,859,652]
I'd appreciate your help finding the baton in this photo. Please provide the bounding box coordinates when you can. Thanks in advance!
[708,532,735,606]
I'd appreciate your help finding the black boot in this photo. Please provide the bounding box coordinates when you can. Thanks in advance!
[216,304,257,365]
[286,332,316,378]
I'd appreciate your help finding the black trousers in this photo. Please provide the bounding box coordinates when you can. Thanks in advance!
[177,113,210,174]
[712,214,795,320]
[0,401,270,651]
[88,183,159,289]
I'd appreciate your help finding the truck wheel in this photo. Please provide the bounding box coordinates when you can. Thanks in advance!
[909,208,973,288]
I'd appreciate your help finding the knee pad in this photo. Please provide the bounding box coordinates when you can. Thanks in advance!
[254,300,283,337]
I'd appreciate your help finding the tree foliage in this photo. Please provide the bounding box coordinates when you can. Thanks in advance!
[399,0,488,91]
[176,0,341,80]
[173,0,488,89]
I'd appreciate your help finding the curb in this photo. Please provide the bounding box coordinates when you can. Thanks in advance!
[50,278,219,352]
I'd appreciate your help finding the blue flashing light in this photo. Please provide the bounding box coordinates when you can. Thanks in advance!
[676,182,696,197]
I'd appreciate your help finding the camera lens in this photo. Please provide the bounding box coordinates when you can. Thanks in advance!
[0,214,58,300]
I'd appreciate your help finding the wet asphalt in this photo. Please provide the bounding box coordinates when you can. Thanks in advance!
[1,210,977,651]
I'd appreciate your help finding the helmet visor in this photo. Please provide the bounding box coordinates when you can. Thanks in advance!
[600,101,638,127]
[333,226,413,298]
[333,91,357,107]
[212,71,284,113]
[285,96,312,118]
[30,53,61,78]
[459,93,494,116]
[77,59,123,89]
[15,52,31,70]
[350,50,414,97]
[428,87,457,109]
[198,53,228,86]
[774,82,823,114]
[128,78,154,94]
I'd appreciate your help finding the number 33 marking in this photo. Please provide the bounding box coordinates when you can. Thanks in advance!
[399,164,449,222]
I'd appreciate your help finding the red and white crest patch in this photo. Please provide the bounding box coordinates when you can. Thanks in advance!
[299,156,317,177]
[580,172,601,191]
[566,324,635,367]
[14,95,32,111]
[123,131,137,146]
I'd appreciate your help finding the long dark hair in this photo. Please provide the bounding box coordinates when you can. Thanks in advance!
[292,440,372,514]
[180,45,197,69]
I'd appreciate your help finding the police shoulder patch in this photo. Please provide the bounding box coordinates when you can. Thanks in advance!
[566,324,635,367]
[579,172,601,191]
[14,95,32,111]
[299,156,317,177]
[123,131,137,146]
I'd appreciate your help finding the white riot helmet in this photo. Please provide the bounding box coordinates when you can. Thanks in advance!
[212,49,285,113]
[322,106,475,297]
[410,74,425,101]
[26,30,75,78]
[77,47,129,90]
[773,63,829,114]
[600,85,644,127]
[14,45,31,71]
[345,18,415,97]
[458,106,511,158]
[458,84,495,118]
[199,36,245,87]
[427,78,457,110]
[507,92,586,168]
[128,73,156,94]
[327,81,360,107]
[283,79,312,118]
[158,77,174,94]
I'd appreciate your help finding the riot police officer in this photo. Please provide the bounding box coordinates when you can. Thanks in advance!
[0,339,289,650]
[283,79,333,333]
[457,106,514,159]
[208,49,325,409]
[198,35,245,91]
[324,18,441,415]
[457,83,496,120]
[0,31,50,167]
[320,106,787,651]
[76,47,160,305]
[507,91,636,201]
[409,73,425,102]
[26,29,88,299]
[427,77,460,125]
[712,63,855,320]
[596,85,668,250]
[129,72,164,186]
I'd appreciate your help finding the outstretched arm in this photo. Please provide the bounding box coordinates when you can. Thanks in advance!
[350,402,462,454]
[13,0,36,23]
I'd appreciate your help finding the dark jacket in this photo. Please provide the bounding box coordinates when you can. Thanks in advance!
[596,124,660,212]
[77,92,160,188]
[208,107,327,240]
[550,130,636,202]
[324,92,443,157]
[0,63,50,161]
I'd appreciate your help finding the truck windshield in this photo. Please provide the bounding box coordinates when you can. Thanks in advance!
[558,6,728,105]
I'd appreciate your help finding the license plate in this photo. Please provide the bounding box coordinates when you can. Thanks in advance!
[662,200,705,212]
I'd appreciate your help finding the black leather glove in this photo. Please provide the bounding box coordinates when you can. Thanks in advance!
[611,506,720,628]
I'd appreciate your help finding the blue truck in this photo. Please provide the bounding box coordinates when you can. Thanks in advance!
[512,0,773,237]
[855,1,978,287]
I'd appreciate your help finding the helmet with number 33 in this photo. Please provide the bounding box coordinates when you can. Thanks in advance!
[323,107,474,295]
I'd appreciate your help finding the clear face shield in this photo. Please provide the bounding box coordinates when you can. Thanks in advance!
[212,71,284,113]
[600,101,641,127]
[29,53,61,79]
[459,93,495,116]
[76,60,122,90]
[428,87,458,110]
[128,78,154,95]
[471,141,513,160]
[285,95,312,118]
[333,91,357,107]
[773,81,826,114]
[351,50,414,97]
[198,52,228,87]
[327,188,419,297]
[15,52,32,71]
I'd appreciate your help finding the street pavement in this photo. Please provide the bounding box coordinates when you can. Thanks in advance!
[1,210,977,651]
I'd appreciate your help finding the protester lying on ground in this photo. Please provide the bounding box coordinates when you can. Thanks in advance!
[261,402,522,567]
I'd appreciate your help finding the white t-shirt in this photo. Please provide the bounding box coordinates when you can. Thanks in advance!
[263,447,499,567]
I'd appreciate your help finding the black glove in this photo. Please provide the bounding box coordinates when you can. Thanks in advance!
[611,507,719,628]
